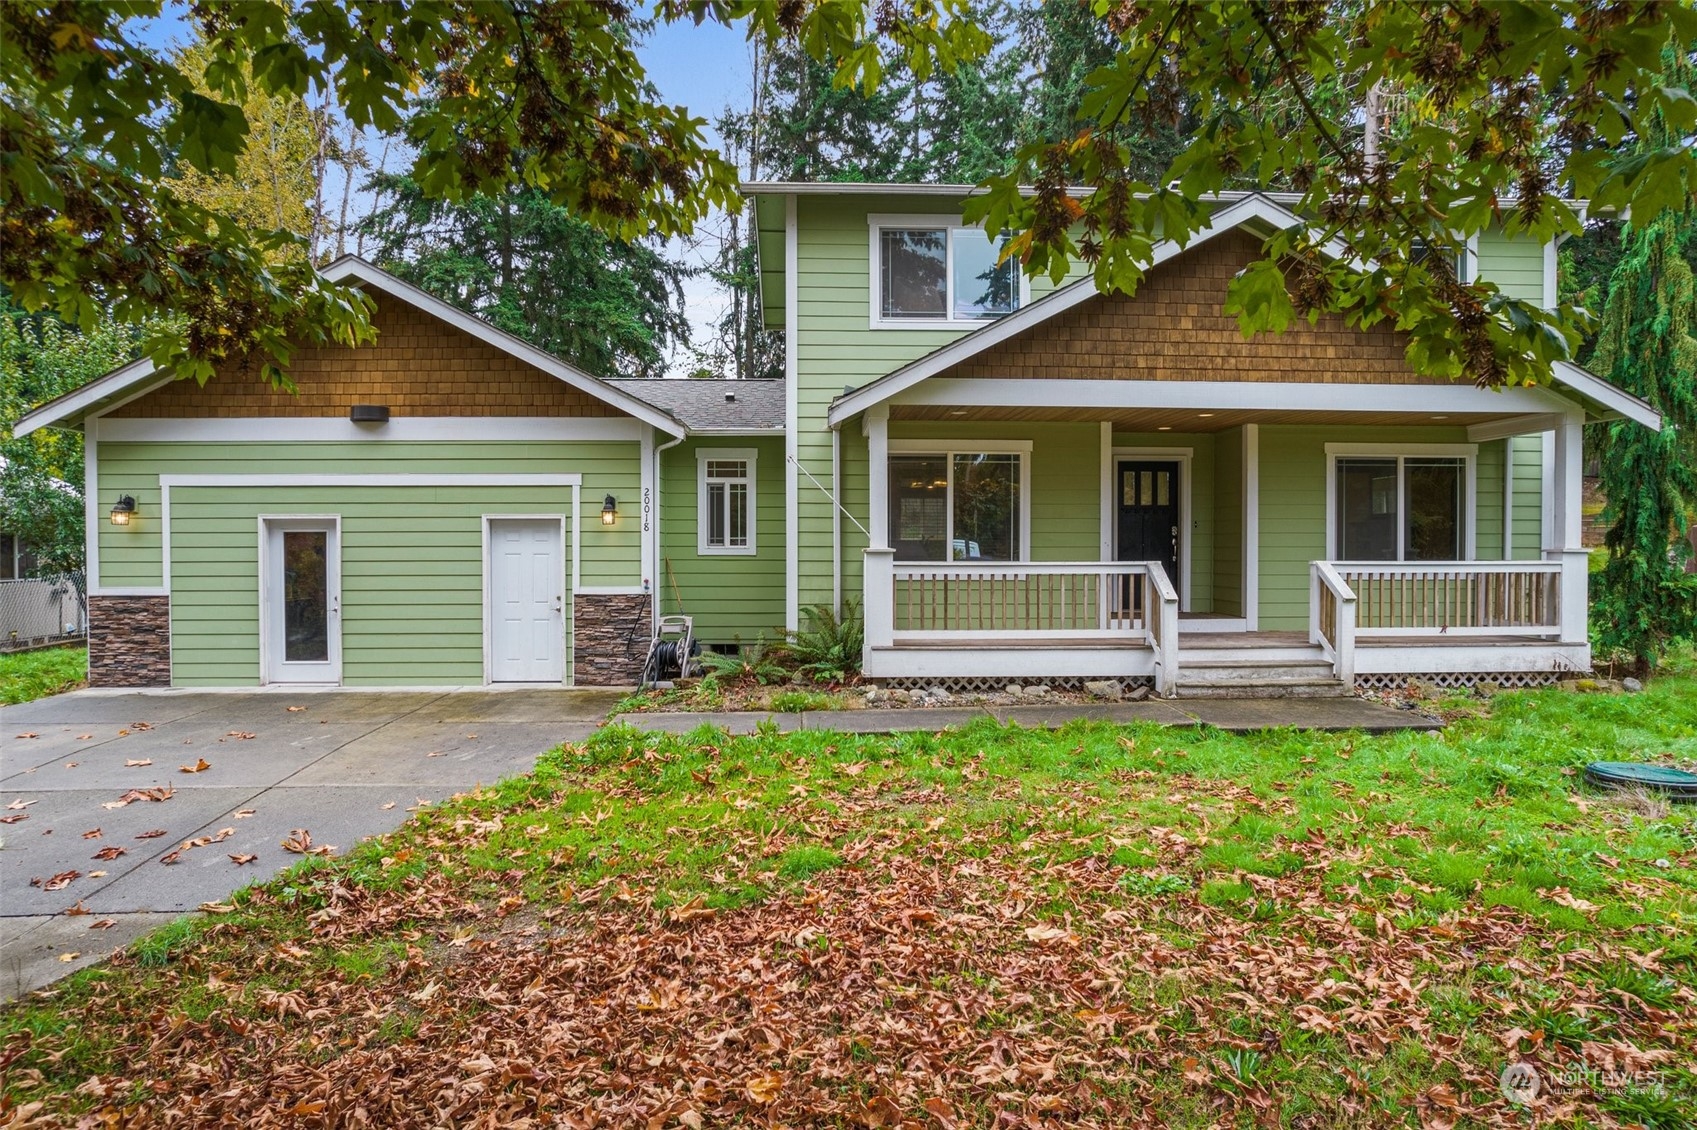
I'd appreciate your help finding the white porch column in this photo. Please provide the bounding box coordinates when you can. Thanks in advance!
[1544,412,1589,645]
[1243,423,1260,630]
[866,405,890,549]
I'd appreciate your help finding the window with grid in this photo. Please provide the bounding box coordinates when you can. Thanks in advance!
[699,452,755,555]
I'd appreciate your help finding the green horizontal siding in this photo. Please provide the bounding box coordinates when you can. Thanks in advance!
[1511,435,1544,559]
[658,437,786,645]
[1256,425,1497,631]
[96,440,641,592]
[166,486,577,686]
[1475,227,1547,306]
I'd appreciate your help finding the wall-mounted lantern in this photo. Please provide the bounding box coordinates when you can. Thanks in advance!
[350,404,390,423]
[601,495,618,526]
[110,495,137,526]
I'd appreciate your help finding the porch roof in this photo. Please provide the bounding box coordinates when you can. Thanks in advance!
[826,196,1658,434]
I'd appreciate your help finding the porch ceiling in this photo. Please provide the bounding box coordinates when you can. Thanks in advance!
[888,404,1524,432]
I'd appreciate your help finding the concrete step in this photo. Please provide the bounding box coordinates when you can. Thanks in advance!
[1178,645,1329,664]
[1174,677,1351,699]
[1180,658,1336,677]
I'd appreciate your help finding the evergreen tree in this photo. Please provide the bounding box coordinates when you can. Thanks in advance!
[1589,53,1697,671]
[359,175,690,380]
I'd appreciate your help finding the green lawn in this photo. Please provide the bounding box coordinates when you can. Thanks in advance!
[0,645,86,705]
[4,674,1695,1127]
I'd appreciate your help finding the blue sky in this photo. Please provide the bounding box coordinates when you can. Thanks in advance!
[125,5,757,374]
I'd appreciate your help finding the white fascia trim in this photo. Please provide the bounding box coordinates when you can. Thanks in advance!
[784,193,800,632]
[319,258,684,438]
[95,416,645,443]
[1551,361,1660,430]
[696,446,759,556]
[159,473,583,488]
[683,428,785,437]
[827,195,1353,427]
[890,378,1572,416]
[14,358,159,438]
[1466,414,1567,443]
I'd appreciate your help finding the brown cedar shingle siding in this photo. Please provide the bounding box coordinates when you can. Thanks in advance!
[944,230,1446,386]
[112,294,624,418]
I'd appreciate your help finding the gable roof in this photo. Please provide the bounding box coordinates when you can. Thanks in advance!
[825,194,1658,432]
[13,257,686,439]
[606,378,784,432]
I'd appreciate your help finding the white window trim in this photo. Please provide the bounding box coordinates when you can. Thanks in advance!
[867,214,1030,330]
[697,448,757,556]
[886,438,1033,563]
[1324,442,1478,561]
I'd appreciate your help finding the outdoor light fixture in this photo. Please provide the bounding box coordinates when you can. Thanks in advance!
[350,404,390,423]
[110,495,137,526]
[601,495,618,525]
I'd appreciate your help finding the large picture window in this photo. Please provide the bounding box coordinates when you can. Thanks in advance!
[872,219,1022,326]
[888,447,1025,562]
[698,449,756,555]
[1334,454,1468,561]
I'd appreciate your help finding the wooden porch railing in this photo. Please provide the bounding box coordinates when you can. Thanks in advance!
[1330,561,1563,637]
[863,553,1179,694]
[1309,561,1357,685]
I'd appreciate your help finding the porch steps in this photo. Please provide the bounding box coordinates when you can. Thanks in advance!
[1173,644,1348,699]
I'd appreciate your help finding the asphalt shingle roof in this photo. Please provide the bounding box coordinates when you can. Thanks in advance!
[606,378,785,432]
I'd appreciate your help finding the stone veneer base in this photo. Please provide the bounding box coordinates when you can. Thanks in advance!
[87,595,171,687]
[573,593,652,685]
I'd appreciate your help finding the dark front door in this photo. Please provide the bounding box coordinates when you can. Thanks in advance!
[1117,461,1180,591]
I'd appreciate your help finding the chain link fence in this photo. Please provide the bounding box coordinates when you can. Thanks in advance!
[1,573,87,650]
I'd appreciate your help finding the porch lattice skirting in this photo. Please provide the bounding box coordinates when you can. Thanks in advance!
[1353,671,1562,691]
[572,593,651,686]
[878,675,1156,695]
[87,595,171,687]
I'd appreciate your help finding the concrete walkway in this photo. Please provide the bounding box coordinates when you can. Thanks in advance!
[0,687,621,1000]
[617,696,1435,736]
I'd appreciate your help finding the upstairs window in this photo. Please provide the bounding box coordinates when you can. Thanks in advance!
[698,450,755,555]
[872,219,1023,327]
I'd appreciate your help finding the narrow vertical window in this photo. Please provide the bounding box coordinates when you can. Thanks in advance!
[699,451,757,555]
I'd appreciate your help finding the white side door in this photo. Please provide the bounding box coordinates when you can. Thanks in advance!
[261,518,341,684]
[487,518,565,683]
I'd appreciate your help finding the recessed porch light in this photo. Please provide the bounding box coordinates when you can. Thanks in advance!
[1198,412,1215,417]
[1157,426,1172,431]
[948,409,968,416]
[1431,414,1448,419]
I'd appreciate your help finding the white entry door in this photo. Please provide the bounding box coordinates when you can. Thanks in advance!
[261,519,341,684]
[487,518,565,683]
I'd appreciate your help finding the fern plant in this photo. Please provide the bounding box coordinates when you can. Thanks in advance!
[696,635,790,686]
[783,601,864,684]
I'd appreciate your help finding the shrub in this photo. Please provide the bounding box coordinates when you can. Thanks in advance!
[783,601,864,684]
[697,635,790,685]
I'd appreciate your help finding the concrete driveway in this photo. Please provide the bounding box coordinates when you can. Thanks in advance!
[0,687,621,999]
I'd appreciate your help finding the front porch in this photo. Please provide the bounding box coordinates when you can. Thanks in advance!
[862,554,1589,695]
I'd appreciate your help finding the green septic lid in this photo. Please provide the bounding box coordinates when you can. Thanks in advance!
[1584,761,1697,801]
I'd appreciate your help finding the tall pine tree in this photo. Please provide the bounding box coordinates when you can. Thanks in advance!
[1589,51,1697,672]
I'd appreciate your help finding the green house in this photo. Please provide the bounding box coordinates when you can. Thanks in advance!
[16,190,1659,695]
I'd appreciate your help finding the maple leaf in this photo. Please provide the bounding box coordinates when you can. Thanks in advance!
[281,829,334,855]
[179,758,212,773]
[745,1072,783,1105]
[922,1097,958,1129]
[63,900,90,916]
[91,846,127,861]
[36,870,80,891]
[229,853,258,865]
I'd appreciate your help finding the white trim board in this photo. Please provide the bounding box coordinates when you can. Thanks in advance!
[1243,424,1259,631]
[96,417,645,443]
[880,377,1580,417]
[784,192,800,632]
[157,473,583,488]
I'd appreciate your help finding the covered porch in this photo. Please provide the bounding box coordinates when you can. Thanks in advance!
[849,386,1607,695]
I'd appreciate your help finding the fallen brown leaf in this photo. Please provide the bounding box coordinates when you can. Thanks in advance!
[0,813,27,825]
[63,900,90,916]
[229,853,258,865]
[81,828,101,839]
[179,758,212,773]
[88,919,117,930]
[281,829,335,855]
[234,809,256,819]
[15,732,38,739]
[5,798,37,810]
[57,952,79,962]
[226,731,256,740]
[91,846,127,861]
[286,706,307,712]
[135,828,168,839]
[33,870,80,891]
[124,758,153,767]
